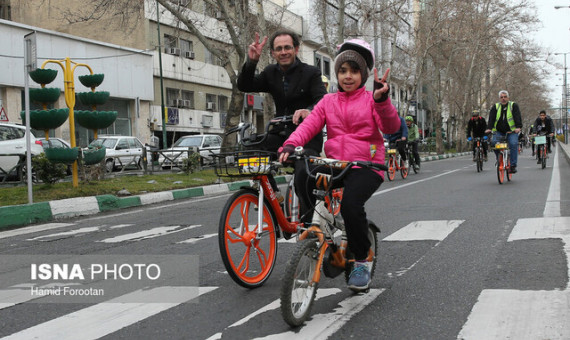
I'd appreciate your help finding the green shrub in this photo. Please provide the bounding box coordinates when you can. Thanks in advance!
[32,153,67,184]
[182,152,201,174]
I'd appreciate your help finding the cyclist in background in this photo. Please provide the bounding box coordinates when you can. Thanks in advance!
[279,39,400,291]
[384,116,409,168]
[485,90,522,173]
[405,115,421,171]
[532,110,555,154]
[466,109,488,161]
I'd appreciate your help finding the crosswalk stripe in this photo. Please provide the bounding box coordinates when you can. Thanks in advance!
[98,225,201,243]
[26,224,132,241]
[0,286,217,340]
[382,220,464,241]
[0,223,74,240]
[457,289,570,339]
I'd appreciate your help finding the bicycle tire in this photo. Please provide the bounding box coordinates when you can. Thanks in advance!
[387,156,395,181]
[285,184,300,221]
[218,189,278,289]
[400,158,408,179]
[344,223,379,284]
[280,239,319,327]
[497,153,504,184]
[476,149,482,173]
[409,151,418,174]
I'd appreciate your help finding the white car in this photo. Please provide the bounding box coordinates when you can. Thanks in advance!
[159,134,222,168]
[89,135,145,172]
[0,122,44,178]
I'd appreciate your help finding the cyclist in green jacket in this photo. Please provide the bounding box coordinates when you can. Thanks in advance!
[405,116,421,171]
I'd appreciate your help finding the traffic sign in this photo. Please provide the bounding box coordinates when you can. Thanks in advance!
[0,107,8,122]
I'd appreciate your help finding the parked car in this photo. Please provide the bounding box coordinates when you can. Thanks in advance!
[88,135,145,172]
[0,122,44,179]
[38,137,72,175]
[158,134,222,168]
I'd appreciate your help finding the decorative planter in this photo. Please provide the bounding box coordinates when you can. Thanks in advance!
[82,146,106,165]
[29,69,58,85]
[20,108,69,130]
[30,88,61,104]
[75,110,117,130]
[77,91,110,106]
[78,74,104,88]
[45,147,79,164]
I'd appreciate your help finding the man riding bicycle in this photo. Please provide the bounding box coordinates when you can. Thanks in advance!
[466,109,488,161]
[485,90,522,173]
[532,110,555,155]
[405,115,421,171]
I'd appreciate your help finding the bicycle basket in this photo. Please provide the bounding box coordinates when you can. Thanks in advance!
[213,149,274,177]
[534,136,546,145]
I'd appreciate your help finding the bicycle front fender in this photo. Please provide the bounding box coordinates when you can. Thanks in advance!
[367,219,381,234]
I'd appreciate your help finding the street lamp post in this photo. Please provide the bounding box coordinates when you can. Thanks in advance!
[555,52,569,144]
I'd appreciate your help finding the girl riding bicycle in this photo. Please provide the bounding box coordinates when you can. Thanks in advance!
[278,39,400,291]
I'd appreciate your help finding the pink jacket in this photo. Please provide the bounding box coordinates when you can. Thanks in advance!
[283,86,400,179]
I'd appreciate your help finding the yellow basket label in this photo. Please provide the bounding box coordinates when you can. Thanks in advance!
[495,143,508,149]
[238,157,269,166]
[386,149,396,154]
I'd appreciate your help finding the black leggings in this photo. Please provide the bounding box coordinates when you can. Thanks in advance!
[294,163,383,260]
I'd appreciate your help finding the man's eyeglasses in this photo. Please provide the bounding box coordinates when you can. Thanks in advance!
[273,45,294,52]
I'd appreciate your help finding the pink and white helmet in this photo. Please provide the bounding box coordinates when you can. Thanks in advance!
[337,39,375,70]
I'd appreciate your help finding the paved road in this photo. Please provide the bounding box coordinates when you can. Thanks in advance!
[0,145,568,339]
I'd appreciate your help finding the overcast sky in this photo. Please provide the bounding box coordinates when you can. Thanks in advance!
[530,0,569,105]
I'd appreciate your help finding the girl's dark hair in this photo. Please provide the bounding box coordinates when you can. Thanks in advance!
[343,60,361,71]
[269,29,300,50]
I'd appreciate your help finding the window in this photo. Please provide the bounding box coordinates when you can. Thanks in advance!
[218,95,228,112]
[314,53,331,78]
[204,49,222,66]
[0,0,10,20]
[164,34,177,49]
[206,94,217,111]
[180,39,193,54]
[166,88,194,108]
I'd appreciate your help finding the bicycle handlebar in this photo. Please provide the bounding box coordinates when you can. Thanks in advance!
[288,147,388,183]
[226,115,294,147]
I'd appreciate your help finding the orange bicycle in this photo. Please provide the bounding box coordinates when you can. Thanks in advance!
[280,148,387,326]
[386,141,408,181]
[493,134,513,184]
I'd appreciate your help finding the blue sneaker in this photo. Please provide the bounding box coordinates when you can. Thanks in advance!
[348,261,371,292]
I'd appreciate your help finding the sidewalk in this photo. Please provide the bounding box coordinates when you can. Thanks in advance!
[0,150,504,230]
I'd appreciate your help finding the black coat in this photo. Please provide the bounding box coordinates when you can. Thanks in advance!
[467,116,487,138]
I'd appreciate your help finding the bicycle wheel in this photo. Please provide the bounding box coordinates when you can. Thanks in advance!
[476,149,482,173]
[409,152,418,174]
[285,184,300,221]
[219,189,278,289]
[497,152,504,184]
[280,239,319,327]
[387,156,396,181]
[400,158,408,179]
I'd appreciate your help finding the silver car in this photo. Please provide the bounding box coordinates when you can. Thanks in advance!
[158,134,222,168]
[89,135,145,172]
[0,122,44,178]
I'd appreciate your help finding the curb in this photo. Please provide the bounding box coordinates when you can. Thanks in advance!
[0,152,472,230]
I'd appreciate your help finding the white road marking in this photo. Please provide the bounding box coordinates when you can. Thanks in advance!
[205,289,343,340]
[373,168,464,197]
[544,148,561,217]
[457,289,570,340]
[382,220,464,241]
[0,286,217,340]
[253,289,384,340]
[98,224,201,243]
[26,224,132,241]
[178,233,217,244]
[0,223,74,240]
[459,216,570,339]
